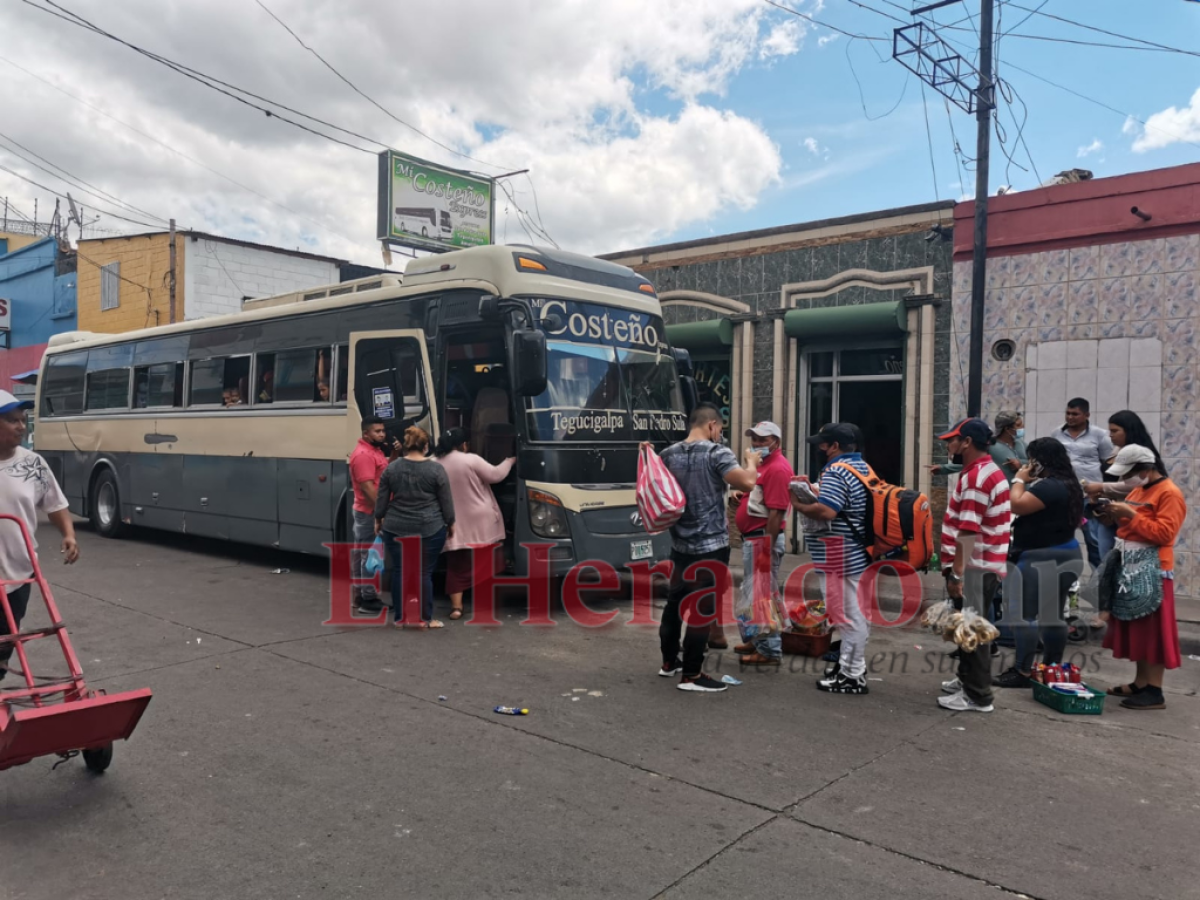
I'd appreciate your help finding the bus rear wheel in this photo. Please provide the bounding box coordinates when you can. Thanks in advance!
[90,469,126,539]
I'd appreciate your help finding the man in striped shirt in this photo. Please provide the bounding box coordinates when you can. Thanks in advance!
[794,423,873,695]
[937,417,1012,713]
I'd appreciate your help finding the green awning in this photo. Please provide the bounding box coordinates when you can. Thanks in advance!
[665,318,734,351]
[783,300,907,343]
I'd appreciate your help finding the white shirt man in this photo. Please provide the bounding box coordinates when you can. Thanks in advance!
[0,390,78,683]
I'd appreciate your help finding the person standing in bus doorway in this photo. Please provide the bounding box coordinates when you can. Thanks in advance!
[375,427,456,629]
[734,421,794,666]
[657,403,759,693]
[433,427,516,620]
[0,391,79,683]
[349,417,395,614]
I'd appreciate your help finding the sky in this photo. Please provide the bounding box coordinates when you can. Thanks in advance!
[0,0,1198,267]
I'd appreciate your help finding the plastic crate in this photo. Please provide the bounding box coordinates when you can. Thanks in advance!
[781,629,832,658]
[1032,681,1106,715]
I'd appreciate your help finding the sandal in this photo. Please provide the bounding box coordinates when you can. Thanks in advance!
[448,609,464,620]
[1106,683,1145,697]
[395,620,445,630]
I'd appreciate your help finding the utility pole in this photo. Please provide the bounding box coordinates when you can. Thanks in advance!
[168,218,177,324]
[966,0,995,417]
[894,0,995,417]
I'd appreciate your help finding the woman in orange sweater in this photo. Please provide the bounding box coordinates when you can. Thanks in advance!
[1099,444,1186,710]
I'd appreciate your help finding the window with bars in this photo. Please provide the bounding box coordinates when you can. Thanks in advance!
[100,262,121,310]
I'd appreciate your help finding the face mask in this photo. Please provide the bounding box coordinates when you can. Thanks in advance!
[1028,460,1044,478]
[754,447,771,459]
[1124,473,1150,488]
[1015,429,1025,440]
[951,453,964,465]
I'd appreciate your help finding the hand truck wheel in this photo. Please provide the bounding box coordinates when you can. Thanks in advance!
[83,743,113,773]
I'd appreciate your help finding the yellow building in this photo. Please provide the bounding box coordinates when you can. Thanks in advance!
[0,229,48,255]
[76,231,346,334]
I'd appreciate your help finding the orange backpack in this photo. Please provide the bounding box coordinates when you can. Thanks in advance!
[829,462,935,571]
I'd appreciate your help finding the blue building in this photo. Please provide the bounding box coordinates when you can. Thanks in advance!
[0,235,78,442]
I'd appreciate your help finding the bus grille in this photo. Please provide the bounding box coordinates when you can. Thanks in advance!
[581,506,643,536]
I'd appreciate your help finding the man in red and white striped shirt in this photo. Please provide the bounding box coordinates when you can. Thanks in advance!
[937,417,1011,713]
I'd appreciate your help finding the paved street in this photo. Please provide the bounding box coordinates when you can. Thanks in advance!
[3,523,1199,900]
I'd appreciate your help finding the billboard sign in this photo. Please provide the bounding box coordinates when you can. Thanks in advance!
[376,150,494,253]
[0,298,10,332]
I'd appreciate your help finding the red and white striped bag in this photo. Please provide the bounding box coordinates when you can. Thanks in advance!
[637,443,686,534]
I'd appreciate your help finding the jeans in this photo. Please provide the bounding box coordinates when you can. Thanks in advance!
[1092,520,1117,567]
[1081,519,1103,571]
[660,546,730,677]
[352,509,380,603]
[956,570,1000,706]
[383,527,447,624]
[822,569,868,678]
[738,533,786,659]
[1004,542,1082,674]
[0,582,32,680]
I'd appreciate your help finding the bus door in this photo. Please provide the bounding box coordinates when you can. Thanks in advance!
[346,330,439,451]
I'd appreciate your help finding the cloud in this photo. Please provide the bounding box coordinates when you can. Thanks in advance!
[803,137,821,154]
[1076,138,1104,158]
[0,0,798,260]
[818,33,840,47]
[1131,87,1200,152]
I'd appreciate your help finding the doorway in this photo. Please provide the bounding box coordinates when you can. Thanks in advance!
[804,346,904,483]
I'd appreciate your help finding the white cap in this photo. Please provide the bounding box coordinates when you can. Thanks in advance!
[745,421,782,439]
[0,390,33,414]
[1107,444,1157,477]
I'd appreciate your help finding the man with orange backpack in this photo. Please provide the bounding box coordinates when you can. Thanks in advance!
[792,423,874,695]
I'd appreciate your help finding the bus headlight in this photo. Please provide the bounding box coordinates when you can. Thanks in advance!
[528,489,570,539]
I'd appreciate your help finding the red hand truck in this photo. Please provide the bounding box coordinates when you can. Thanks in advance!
[0,514,151,773]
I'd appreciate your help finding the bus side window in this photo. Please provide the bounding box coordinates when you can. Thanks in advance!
[256,353,275,404]
[336,345,348,402]
[191,357,250,406]
[134,362,184,409]
[42,351,87,416]
[86,368,131,411]
[271,348,321,403]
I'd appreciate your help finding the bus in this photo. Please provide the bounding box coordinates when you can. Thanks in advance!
[394,205,453,240]
[35,245,695,577]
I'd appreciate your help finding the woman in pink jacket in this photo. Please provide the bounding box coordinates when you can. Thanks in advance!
[433,428,516,620]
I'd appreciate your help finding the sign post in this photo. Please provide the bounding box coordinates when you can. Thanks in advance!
[376,150,495,254]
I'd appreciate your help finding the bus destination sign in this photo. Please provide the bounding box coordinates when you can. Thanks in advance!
[376,150,495,253]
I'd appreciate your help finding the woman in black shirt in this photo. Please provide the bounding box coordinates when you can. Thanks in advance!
[994,438,1084,688]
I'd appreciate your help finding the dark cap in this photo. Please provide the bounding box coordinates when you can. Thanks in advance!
[806,423,858,448]
[938,417,992,447]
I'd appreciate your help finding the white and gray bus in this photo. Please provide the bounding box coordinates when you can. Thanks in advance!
[35,245,694,576]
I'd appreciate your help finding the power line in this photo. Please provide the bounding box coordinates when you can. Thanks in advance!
[0,131,166,223]
[1004,2,1200,58]
[760,0,890,42]
[253,0,515,174]
[0,55,361,246]
[0,161,162,229]
[20,0,382,154]
[846,39,910,120]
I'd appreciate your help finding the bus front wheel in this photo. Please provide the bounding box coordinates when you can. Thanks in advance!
[90,469,126,539]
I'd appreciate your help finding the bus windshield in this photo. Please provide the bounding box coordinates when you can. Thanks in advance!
[523,300,687,442]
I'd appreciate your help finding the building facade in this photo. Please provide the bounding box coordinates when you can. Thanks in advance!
[604,201,956,543]
[0,235,78,432]
[76,231,347,333]
[951,162,1200,597]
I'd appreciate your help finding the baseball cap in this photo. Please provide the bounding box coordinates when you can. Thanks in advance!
[0,390,33,415]
[994,410,1021,430]
[938,417,992,446]
[806,423,858,447]
[1106,444,1157,477]
[745,421,782,440]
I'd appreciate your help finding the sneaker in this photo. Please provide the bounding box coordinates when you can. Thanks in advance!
[659,660,683,677]
[1120,689,1165,710]
[823,660,841,680]
[677,674,728,692]
[354,599,385,614]
[937,691,994,712]
[990,642,1001,658]
[940,677,962,694]
[992,667,1032,689]
[817,671,869,695]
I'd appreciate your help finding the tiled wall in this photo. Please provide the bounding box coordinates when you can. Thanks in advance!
[951,233,1200,594]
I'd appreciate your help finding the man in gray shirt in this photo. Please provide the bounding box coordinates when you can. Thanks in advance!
[1051,397,1114,569]
[656,404,758,692]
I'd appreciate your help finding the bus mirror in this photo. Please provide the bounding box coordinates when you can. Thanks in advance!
[670,347,694,378]
[479,295,503,321]
[511,329,548,397]
[680,375,699,415]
